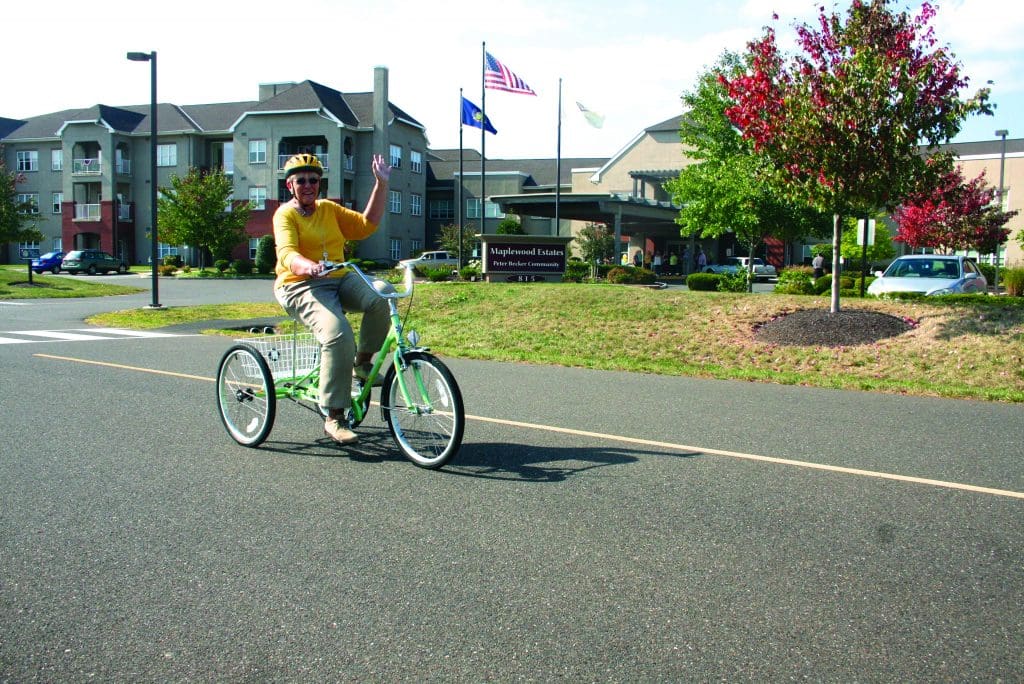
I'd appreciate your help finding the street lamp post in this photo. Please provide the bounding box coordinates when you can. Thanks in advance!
[995,129,1008,293]
[127,50,162,309]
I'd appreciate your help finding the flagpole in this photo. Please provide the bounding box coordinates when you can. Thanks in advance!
[555,77,562,236]
[481,41,486,235]
[458,88,465,269]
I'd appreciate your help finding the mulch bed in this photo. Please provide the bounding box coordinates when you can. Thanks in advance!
[753,308,913,347]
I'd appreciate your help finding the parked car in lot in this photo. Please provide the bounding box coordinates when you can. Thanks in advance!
[31,251,65,274]
[398,250,459,271]
[867,254,987,296]
[61,249,128,275]
[704,256,777,280]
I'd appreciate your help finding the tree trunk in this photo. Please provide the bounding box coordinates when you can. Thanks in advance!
[831,213,842,313]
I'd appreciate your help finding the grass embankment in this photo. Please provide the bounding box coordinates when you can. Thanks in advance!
[0,268,145,298]
[87,281,1024,402]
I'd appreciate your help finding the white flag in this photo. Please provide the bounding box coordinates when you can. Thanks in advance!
[576,102,605,129]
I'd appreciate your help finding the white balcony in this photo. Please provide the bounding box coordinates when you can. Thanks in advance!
[73,158,102,175]
[116,159,132,175]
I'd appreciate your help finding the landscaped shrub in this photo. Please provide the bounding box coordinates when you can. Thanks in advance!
[158,264,177,276]
[1000,267,1024,296]
[214,259,231,273]
[814,274,854,294]
[717,270,749,292]
[976,262,996,283]
[232,258,254,275]
[564,261,590,282]
[774,267,815,295]
[425,266,455,282]
[607,266,656,284]
[686,272,722,291]
[162,254,183,268]
[255,235,276,274]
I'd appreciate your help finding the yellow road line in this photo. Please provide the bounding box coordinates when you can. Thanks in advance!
[35,352,1024,500]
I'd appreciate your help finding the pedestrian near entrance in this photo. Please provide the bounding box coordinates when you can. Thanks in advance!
[652,251,663,275]
[696,247,707,271]
[669,252,679,275]
[633,250,642,267]
[812,253,825,279]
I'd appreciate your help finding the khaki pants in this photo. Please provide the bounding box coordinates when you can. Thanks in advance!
[275,273,392,410]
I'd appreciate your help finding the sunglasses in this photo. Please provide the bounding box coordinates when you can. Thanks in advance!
[292,176,320,186]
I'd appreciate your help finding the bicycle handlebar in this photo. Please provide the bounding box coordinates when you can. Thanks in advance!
[319,260,415,299]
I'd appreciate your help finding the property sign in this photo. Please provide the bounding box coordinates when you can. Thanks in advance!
[20,248,40,260]
[479,234,574,283]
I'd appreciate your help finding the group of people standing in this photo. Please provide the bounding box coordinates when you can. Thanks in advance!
[620,246,707,276]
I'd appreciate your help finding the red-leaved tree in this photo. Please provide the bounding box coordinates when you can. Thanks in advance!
[894,163,1017,256]
[720,0,990,311]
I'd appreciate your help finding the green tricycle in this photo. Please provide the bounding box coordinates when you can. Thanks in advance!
[215,261,465,469]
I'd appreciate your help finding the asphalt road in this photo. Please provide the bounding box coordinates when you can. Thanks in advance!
[1,275,1022,681]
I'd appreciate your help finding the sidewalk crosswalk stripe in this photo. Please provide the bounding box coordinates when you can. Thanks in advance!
[0,328,196,345]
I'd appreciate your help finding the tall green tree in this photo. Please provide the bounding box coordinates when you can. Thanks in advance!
[666,52,831,291]
[576,222,616,276]
[1,158,44,247]
[157,167,250,266]
[720,0,991,311]
[437,223,480,259]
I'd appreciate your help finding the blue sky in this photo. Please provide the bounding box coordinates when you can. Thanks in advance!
[5,0,1020,160]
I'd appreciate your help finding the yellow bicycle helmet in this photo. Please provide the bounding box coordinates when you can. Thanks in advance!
[283,153,324,179]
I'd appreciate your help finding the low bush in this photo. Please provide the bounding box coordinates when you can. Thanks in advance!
[977,262,996,284]
[162,254,182,268]
[214,259,231,273]
[774,267,815,295]
[232,258,254,275]
[607,266,656,285]
[158,264,177,276]
[717,270,750,292]
[564,261,590,282]
[686,272,722,291]
[425,266,455,282]
[459,264,482,281]
[1001,267,1024,296]
[813,274,855,294]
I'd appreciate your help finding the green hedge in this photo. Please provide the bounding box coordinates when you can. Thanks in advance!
[686,272,722,291]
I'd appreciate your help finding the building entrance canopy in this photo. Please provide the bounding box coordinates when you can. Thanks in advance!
[490,192,683,252]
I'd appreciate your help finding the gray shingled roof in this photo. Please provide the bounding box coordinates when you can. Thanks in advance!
[427,150,607,187]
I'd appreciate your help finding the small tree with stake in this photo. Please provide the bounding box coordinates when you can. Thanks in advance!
[1,160,44,284]
[720,0,991,312]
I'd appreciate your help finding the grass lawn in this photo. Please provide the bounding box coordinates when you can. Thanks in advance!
[84,280,1024,402]
[0,267,145,298]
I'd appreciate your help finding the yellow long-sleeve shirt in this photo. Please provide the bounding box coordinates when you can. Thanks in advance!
[273,200,378,288]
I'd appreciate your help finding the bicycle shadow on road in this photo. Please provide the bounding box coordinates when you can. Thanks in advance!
[444,442,699,483]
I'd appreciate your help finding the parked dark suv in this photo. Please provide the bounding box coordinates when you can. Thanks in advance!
[62,250,128,275]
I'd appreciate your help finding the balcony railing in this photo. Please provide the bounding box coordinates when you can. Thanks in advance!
[73,158,102,175]
[277,153,329,172]
[74,204,101,220]
[344,154,354,171]
[116,159,132,175]
[117,203,133,221]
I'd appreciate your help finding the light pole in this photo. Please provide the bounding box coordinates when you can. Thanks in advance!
[127,50,162,308]
[995,129,1008,293]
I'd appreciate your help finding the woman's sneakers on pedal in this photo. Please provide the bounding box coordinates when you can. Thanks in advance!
[353,362,383,387]
[324,412,358,445]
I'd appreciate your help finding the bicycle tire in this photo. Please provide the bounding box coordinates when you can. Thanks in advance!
[381,351,464,469]
[216,344,276,447]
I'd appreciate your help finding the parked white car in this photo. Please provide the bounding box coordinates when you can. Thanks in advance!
[704,256,777,281]
[867,254,987,296]
[398,250,459,271]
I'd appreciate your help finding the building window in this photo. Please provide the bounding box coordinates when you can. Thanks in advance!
[17,193,39,214]
[389,238,401,262]
[52,192,63,214]
[466,198,480,219]
[410,193,423,216]
[157,144,177,167]
[16,151,38,172]
[224,192,234,212]
[51,149,63,171]
[411,239,422,254]
[157,244,180,260]
[249,238,260,260]
[485,200,505,219]
[389,144,402,169]
[249,139,267,164]
[410,150,422,173]
[248,186,267,210]
[429,199,454,220]
[388,190,402,214]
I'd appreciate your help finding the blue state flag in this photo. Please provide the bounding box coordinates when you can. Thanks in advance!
[461,97,497,134]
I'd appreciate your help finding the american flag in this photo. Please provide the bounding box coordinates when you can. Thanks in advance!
[484,51,536,96]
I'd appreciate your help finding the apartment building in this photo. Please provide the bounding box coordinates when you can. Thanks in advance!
[1,67,428,266]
